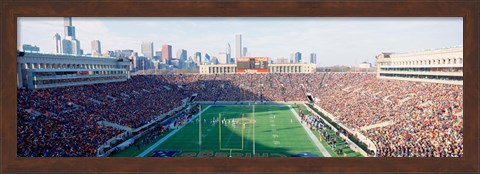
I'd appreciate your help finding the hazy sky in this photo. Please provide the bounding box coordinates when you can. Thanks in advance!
[18,17,462,66]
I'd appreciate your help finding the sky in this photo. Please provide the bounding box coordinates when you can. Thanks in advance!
[18,17,462,66]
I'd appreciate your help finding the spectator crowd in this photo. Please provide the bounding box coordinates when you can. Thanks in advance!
[18,73,463,157]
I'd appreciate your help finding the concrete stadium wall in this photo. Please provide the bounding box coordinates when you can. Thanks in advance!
[197,101,307,105]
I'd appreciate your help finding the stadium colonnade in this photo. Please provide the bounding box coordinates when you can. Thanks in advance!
[16,52,131,89]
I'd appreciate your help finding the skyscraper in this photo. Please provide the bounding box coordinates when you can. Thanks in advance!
[53,33,62,54]
[61,17,81,55]
[129,52,139,71]
[162,44,172,65]
[103,50,114,57]
[243,47,248,57]
[153,51,162,61]
[177,49,187,69]
[64,17,76,40]
[218,52,228,64]
[62,40,73,54]
[185,57,194,69]
[91,40,101,56]
[22,44,40,52]
[310,53,317,64]
[212,56,219,65]
[235,34,242,58]
[226,43,231,64]
[141,42,154,59]
[195,52,202,65]
[115,49,134,58]
[205,53,211,64]
[295,52,302,63]
[276,58,289,64]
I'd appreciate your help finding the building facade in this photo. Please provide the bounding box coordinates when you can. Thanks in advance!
[276,58,289,64]
[64,17,76,40]
[375,46,463,85]
[226,43,232,63]
[53,33,62,53]
[91,40,102,56]
[154,51,162,61]
[359,61,372,69]
[115,49,134,59]
[217,52,228,64]
[194,52,202,65]
[268,63,315,74]
[211,56,219,64]
[204,53,211,64]
[171,59,180,68]
[17,52,131,89]
[310,53,317,64]
[177,49,187,69]
[62,17,81,55]
[295,52,302,63]
[141,42,154,59]
[155,51,162,57]
[199,62,315,74]
[134,56,154,72]
[235,34,242,58]
[199,64,237,74]
[162,44,172,65]
[62,39,81,55]
[22,44,40,52]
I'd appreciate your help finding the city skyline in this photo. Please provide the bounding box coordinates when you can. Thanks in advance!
[18,17,462,66]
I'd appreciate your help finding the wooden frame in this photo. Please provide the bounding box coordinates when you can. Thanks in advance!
[1,0,478,173]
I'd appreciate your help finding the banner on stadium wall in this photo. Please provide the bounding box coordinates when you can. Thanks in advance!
[236,57,250,62]
[254,57,268,62]
[237,68,269,73]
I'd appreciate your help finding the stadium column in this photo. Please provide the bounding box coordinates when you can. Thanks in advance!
[17,63,23,88]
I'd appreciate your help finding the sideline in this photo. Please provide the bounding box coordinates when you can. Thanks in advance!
[303,104,369,157]
[137,105,212,157]
[288,105,332,157]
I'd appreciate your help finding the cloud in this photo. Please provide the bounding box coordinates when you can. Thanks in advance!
[18,17,462,66]
[18,17,64,52]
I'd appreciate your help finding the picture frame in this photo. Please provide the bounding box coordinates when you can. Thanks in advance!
[1,0,478,173]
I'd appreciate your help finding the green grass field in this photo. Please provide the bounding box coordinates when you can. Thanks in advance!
[112,104,362,158]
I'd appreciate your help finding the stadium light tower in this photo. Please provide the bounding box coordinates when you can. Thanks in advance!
[253,104,255,156]
[199,105,202,152]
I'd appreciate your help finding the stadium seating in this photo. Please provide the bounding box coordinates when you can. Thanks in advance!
[17,73,463,157]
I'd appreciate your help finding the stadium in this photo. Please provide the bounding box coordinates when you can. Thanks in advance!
[16,47,463,158]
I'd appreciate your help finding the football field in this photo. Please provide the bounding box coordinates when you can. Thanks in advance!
[137,104,331,157]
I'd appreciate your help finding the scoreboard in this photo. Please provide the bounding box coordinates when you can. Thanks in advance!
[236,57,269,73]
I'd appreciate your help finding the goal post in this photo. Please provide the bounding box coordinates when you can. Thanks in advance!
[219,113,245,151]
[217,106,256,155]
[218,113,254,150]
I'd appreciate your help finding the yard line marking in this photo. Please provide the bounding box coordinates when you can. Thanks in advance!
[288,105,331,157]
[137,105,212,157]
